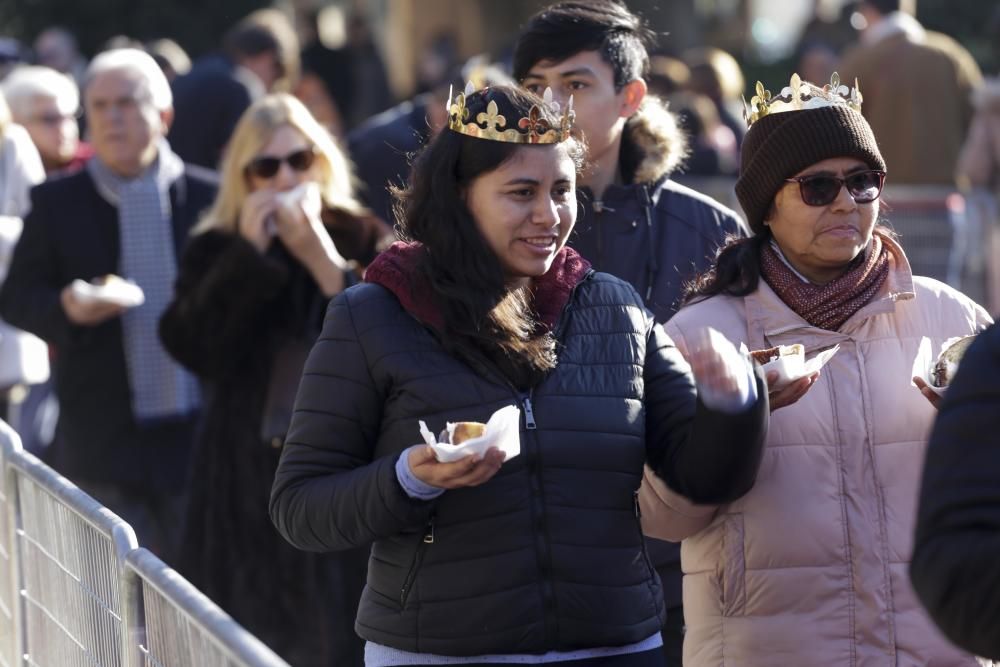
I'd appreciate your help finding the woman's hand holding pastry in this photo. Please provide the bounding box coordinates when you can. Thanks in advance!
[408,445,505,490]
[767,371,819,411]
[238,189,277,253]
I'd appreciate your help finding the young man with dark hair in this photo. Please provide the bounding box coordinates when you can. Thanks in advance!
[514,2,751,662]
[514,0,748,323]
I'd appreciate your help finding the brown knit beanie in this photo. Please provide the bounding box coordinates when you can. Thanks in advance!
[735,104,885,235]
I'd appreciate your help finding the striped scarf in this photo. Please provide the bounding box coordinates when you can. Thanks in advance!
[87,141,200,421]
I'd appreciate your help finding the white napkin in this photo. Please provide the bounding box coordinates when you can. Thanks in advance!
[419,405,522,463]
[70,277,145,308]
[914,335,975,397]
[745,343,840,391]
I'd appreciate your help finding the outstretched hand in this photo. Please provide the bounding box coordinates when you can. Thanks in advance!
[408,445,505,490]
[686,327,748,405]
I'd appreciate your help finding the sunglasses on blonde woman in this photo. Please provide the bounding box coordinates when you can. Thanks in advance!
[245,148,317,179]
[785,170,886,207]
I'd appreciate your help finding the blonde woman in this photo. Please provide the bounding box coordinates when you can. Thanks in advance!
[160,93,389,666]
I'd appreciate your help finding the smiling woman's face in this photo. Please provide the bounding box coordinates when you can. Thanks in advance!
[464,143,577,289]
[767,156,880,285]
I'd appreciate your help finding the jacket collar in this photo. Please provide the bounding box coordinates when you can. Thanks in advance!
[743,233,915,351]
[364,241,593,331]
[578,95,689,208]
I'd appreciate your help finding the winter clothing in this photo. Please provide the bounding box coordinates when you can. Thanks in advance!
[643,234,989,666]
[269,242,769,657]
[0,123,49,391]
[0,123,43,218]
[759,233,889,330]
[838,14,982,185]
[736,104,886,234]
[571,94,751,651]
[347,96,432,226]
[0,165,215,492]
[571,96,749,323]
[911,320,1000,661]
[957,78,1000,191]
[169,55,263,170]
[159,209,387,666]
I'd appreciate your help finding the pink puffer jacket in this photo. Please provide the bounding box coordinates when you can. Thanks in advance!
[642,237,991,666]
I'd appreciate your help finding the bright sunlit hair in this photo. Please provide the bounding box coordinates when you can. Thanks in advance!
[195,93,365,234]
[1,65,80,119]
[85,48,172,111]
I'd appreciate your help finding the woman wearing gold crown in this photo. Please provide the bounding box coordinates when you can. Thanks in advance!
[269,84,768,666]
[639,73,991,665]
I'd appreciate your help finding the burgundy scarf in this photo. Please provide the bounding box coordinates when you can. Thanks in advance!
[363,241,593,331]
[759,232,890,331]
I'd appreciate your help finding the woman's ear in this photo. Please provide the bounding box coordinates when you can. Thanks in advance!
[763,201,777,226]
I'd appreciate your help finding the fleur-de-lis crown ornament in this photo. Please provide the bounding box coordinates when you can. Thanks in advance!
[742,72,864,127]
[446,83,576,144]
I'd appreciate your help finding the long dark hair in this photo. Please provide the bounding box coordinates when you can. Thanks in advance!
[393,85,584,389]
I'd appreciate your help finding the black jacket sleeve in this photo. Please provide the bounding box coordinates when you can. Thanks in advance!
[269,287,434,552]
[0,187,84,348]
[910,322,1000,660]
[643,321,768,504]
[159,231,290,379]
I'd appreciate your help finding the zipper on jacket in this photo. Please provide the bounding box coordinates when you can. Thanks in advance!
[639,185,657,303]
[400,516,434,609]
[523,391,537,430]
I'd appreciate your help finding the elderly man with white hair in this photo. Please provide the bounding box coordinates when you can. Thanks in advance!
[1,65,90,173]
[0,49,217,559]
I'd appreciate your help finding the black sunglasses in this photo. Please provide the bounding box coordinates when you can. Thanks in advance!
[245,148,316,179]
[784,170,886,207]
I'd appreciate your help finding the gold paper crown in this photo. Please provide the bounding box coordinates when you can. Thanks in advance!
[742,72,863,128]
[446,82,576,144]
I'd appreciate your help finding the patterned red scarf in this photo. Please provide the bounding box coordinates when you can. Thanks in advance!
[759,232,890,331]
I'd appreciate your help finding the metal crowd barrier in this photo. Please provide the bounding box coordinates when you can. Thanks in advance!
[11,445,138,667]
[126,549,288,667]
[0,422,21,667]
[0,423,289,667]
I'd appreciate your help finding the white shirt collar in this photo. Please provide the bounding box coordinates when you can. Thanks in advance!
[862,11,926,46]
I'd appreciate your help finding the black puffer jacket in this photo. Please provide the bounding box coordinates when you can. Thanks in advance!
[572,96,749,324]
[270,247,767,656]
[911,321,1000,660]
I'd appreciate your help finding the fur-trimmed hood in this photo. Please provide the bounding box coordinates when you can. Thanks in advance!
[620,94,690,185]
[972,78,1000,113]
